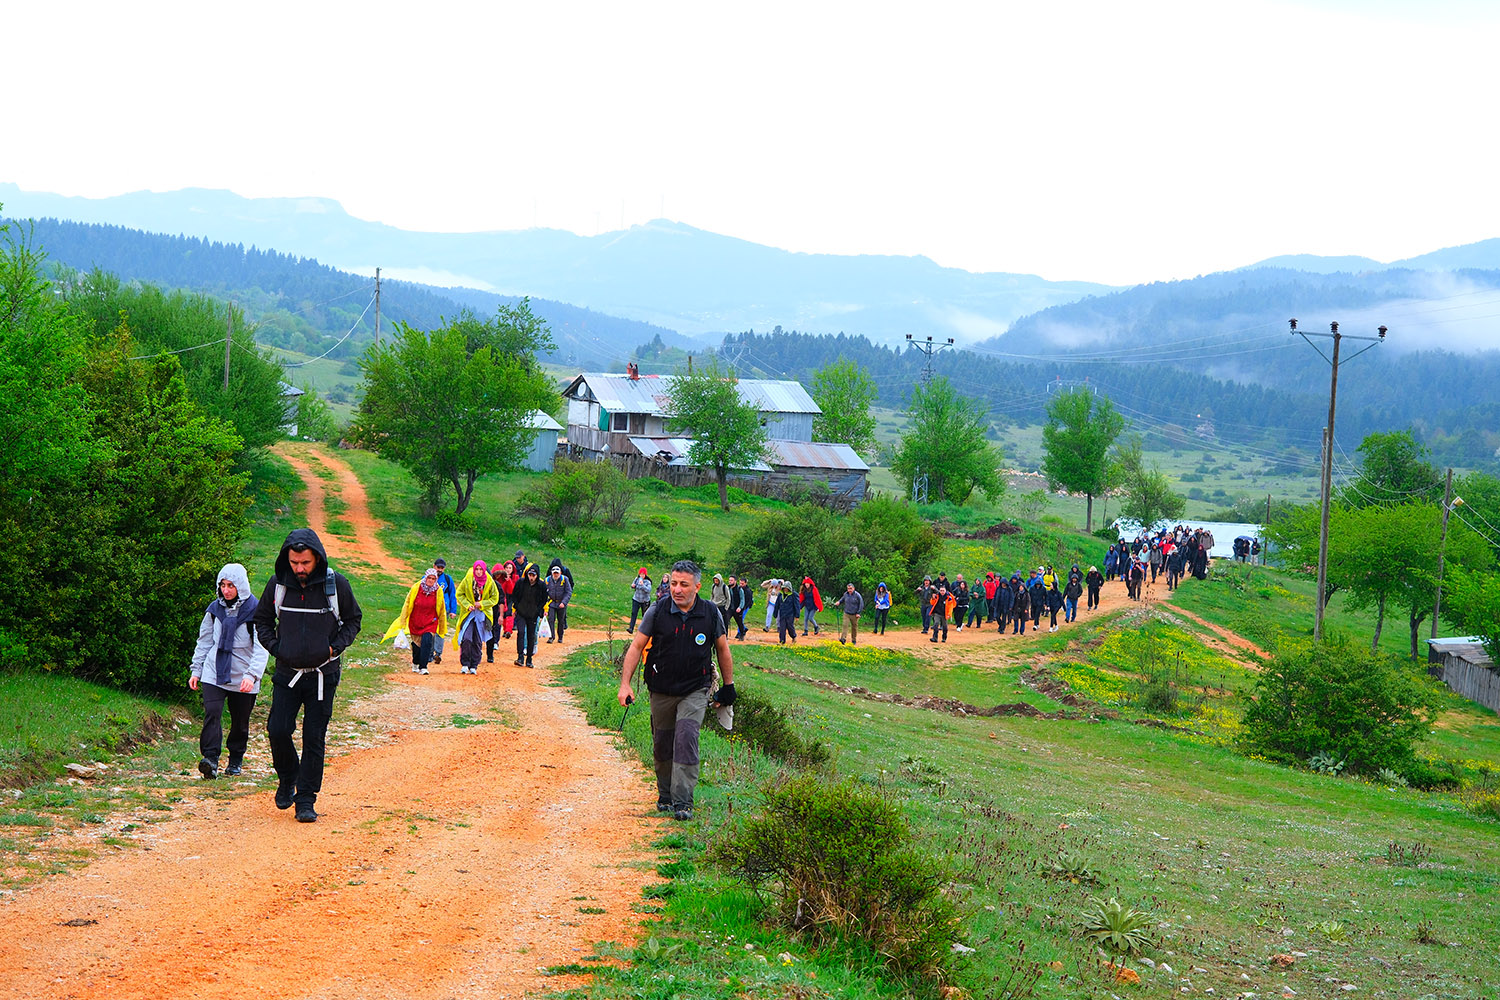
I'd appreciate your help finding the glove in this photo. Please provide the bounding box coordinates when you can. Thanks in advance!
[713,683,736,707]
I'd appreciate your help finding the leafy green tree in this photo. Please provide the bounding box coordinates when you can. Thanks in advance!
[1115,438,1185,531]
[1337,430,1441,508]
[1041,387,1125,532]
[353,307,555,514]
[63,271,287,453]
[809,357,877,457]
[1445,569,1500,659]
[294,385,341,443]
[663,359,770,512]
[1,219,249,690]
[890,377,1003,505]
[1242,635,1437,776]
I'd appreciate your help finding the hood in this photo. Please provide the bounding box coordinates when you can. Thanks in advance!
[877,582,887,590]
[713,573,723,582]
[217,563,252,600]
[802,577,814,586]
[273,528,328,583]
[549,557,565,571]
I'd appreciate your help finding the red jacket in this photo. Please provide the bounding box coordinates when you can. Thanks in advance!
[982,574,999,599]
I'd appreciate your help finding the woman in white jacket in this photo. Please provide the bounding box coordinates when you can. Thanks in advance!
[188,563,268,779]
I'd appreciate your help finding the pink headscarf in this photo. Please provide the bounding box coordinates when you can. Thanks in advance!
[472,560,488,588]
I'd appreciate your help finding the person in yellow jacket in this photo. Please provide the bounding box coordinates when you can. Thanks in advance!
[380,568,451,675]
[454,560,499,675]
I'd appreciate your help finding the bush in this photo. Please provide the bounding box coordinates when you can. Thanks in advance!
[1242,636,1437,774]
[623,537,669,561]
[514,458,638,534]
[724,691,830,768]
[1401,757,1462,791]
[434,509,475,533]
[709,773,961,979]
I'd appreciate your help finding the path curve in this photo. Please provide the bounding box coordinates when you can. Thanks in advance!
[0,448,658,1000]
[273,441,413,579]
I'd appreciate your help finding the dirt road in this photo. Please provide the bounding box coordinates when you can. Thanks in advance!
[0,448,659,1000]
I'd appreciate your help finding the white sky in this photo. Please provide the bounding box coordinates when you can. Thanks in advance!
[7,0,1500,285]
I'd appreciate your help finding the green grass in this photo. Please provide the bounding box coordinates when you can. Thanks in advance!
[554,634,1500,999]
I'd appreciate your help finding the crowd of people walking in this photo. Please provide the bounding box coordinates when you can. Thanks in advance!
[375,526,1220,671]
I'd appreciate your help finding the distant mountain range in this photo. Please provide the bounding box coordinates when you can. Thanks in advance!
[1241,240,1500,275]
[0,183,1108,344]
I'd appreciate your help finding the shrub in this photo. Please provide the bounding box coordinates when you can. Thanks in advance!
[709,773,961,978]
[623,537,669,562]
[434,509,475,533]
[1401,757,1462,791]
[514,458,638,534]
[1242,635,1437,774]
[725,691,830,768]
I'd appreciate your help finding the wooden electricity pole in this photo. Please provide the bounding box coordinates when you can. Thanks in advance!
[1431,467,1454,639]
[374,268,382,348]
[223,302,234,390]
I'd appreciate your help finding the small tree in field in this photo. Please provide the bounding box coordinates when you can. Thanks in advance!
[664,359,770,511]
[1042,387,1125,532]
[810,357,877,457]
[1116,438,1185,531]
[353,304,555,514]
[890,376,1003,505]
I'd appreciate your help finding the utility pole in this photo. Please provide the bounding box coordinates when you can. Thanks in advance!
[374,268,382,348]
[223,301,234,390]
[1291,318,1387,641]
[1432,467,1455,639]
[904,333,955,382]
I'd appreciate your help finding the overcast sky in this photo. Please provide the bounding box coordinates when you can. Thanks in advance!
[7,0,1499,285]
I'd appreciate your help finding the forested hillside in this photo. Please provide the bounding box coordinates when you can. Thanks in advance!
[9,217,688,367]
[713,329,1500,473]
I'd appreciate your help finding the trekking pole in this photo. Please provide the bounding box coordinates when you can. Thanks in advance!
[619,674,637,730]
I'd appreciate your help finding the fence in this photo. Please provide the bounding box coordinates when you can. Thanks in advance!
[1430,650,1500,714]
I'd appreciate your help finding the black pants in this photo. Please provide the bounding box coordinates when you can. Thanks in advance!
[1049,605,1059,628]
[873,607,888,633]
[629,599,649,632]
[730,608,747,638]
[199,685,256,764]
[929,613,947,641]
[486,609,505,660]
[515,615,539,662]
[266,671,339,807]
[1011,610,1026,634]
[411,630,435,670]
[548,604,567,642]
[461,627,484,669]
[1087,586,1101,610]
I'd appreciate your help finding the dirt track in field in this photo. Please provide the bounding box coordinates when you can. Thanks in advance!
[0,446,659,1000]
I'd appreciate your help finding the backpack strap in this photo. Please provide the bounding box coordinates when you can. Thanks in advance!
[272,574,342,625]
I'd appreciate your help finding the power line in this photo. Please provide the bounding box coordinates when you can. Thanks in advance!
[278,294,377,368]
[129,337,226,361]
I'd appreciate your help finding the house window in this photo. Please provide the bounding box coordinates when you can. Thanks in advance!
[611,412,630,431]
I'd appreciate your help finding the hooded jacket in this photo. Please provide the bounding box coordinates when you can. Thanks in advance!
[545,571,573,607]
[190,563,269,694]
[711,575,731,608]
[799,578,823,612]
[252,528,363,683]
[511,572,550,619]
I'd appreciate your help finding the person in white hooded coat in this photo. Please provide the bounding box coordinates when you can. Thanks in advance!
[188,563,269,779]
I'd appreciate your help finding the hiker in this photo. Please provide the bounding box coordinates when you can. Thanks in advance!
[252,528,363,823]
[1028,571,1046,629]
[1085,565,1104,610]
[1045,578,1063,632]
[760,577,782,631]
[1010,576,1030,634]
[188,563,267,780]
[1063,571,1083,624]
[737,575,755,639]
[711,573,731,614]
[510,564,548,667]
[455,561,499,674]
[1129,557,1146,600]
[799,577,823,636]
[658,572,671,601]
[433,558,458,665]
[872,583,891,635]
[994,573,1015,631]
[381,567,449,676]
[725,575,747,640]
[952,575,970,631]
[487,561,515,662]
[628,567,654,633]
[777,582,802,644]
[928,586,953,643]
[836,582,864,645]
[1149,542,1163,582]
[547,556,574,591]
[981,572,1000,624]
[617,560,735,822]
[916,576,935,633]
[545,564,572,644]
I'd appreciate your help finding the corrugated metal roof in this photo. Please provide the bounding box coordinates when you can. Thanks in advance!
[628,436,774,472]
[565,373,819,417]
[766,440,870,472]
[524,409,563,431]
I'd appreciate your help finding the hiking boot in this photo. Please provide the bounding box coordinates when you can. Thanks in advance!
[673,808,693,822]
[526,659,534,669]
[198,758,218,780]
[513,657,524,666]
[433,654,442,665]
[546,637,554,644]
[225,758,243,777]
[656,801,672,813]
[839,638,846,645]
[295,803,318,823]
[275,784,295,810]
[487,654,494,663]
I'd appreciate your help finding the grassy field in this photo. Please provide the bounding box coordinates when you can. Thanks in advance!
[553,626,1500,1000]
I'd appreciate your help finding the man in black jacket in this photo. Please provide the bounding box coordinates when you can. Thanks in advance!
[617,560,734,821]
[252,528,363,823]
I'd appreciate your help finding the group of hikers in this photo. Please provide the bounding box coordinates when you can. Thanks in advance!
[187,522,1222,825]
[1103,525,1216,600]
[381,549,575,673]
